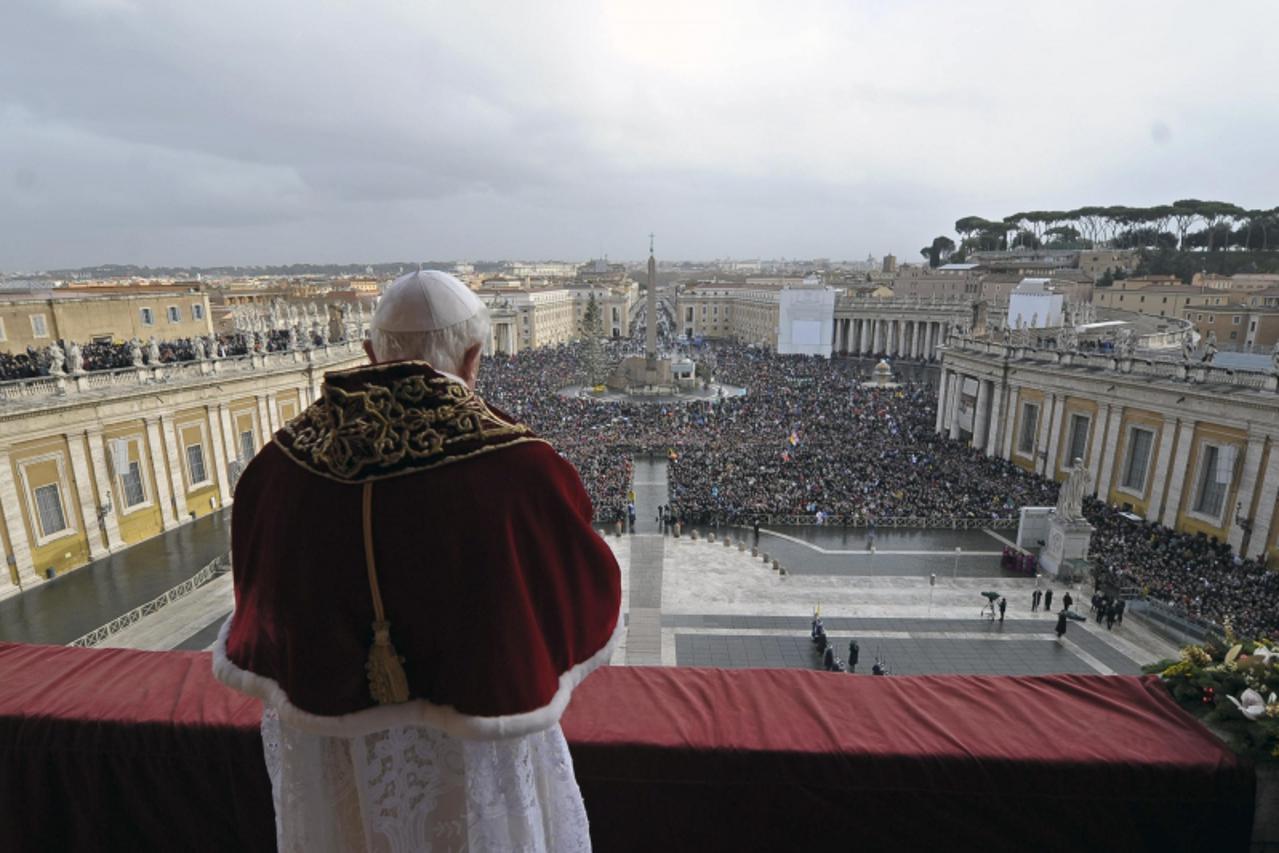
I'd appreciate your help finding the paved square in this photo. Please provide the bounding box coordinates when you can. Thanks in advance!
[675,632,1100,676]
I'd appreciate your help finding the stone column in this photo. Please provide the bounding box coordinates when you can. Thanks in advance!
[207,406,232,509]
[1087,404,1110,496]
[1245,444,1279,559]
[1145,416,1179,523]
[265,392,281,435]
[144,417,180,530]
[217,403,239,466]
[935,367,950,434]
[1034,394,1055,476]
[159,413,190,524]
[860,319,871,355]
[1227,435,1267,552]
[255,396,273,451]
[1095,405,1124,498]
[63,436,107,560]
[982,381,1002,457]
[1044,395,1065,479]
[1159,420,1198,527]
[1001,386,1020,460]
[85,430,123,550]
[947,373,963,440]
[972,378,990,450]
[0,452,35,581]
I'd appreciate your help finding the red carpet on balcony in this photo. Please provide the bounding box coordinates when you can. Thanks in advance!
[0,642,1255,852]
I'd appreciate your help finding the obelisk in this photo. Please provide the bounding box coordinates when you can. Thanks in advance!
[645,233,658,369]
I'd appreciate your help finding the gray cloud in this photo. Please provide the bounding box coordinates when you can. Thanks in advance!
[2,0,1277,269]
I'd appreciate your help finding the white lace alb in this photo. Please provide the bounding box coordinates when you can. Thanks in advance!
[260,709,591,852]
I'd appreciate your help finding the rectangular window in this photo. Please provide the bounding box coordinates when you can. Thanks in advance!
[239,430,256,462]
[34,483,67,537]
[120,461,146,509]
[30,314,48,338]
[1017,403,1039,455]
[192,303,205,321]
[1121,428,1154,493]
[1232,316,1240,324]
[167,305,180,323]
[141,307,155,326]
[186,444,208,485]
[1066,414,1090,466]
[1192,444,1232,520]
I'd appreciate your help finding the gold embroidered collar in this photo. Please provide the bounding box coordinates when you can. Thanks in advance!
[275,361,543,482]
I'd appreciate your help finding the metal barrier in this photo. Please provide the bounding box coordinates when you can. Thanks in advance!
[67,553,230,649]
[754,515,1019,529]
[1123,598,1222,647]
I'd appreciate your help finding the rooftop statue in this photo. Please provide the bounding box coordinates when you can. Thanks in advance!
[1056,457,1091,523]
[47,342,66,377]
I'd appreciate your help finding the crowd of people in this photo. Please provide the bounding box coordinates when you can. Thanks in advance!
[0,329,327,381]
[477,337,1278,640]
[1086,498,1278,639]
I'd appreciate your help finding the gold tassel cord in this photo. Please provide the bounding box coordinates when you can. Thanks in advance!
[363,482,411,704]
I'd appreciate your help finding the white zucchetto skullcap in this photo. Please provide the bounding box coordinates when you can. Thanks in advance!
[372,270,484,333]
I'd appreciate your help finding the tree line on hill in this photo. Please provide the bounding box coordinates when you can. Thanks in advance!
[921,201,1279,267]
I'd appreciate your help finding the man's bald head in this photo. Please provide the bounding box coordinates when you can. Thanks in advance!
[365,271,490,386]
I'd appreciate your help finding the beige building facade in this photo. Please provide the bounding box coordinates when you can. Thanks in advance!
[938,338,1279,563]
[0,343,365,587]
[0,289,214,352]
[675,283,972,360]
[479,282,637,355]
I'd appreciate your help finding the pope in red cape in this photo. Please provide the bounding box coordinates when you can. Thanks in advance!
[213,270,622,852]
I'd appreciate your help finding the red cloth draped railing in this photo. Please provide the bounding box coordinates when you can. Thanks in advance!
[0,642,1255,852]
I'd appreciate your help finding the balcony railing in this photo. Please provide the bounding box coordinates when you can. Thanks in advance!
[947,336,1279,392]
[0,642,1258,852]
[0,340,367,407]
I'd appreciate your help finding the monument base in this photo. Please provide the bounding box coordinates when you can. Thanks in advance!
[1039,515,1094,579]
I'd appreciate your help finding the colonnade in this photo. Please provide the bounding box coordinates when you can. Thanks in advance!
[831,316,954,361]
[936,347,1279,562]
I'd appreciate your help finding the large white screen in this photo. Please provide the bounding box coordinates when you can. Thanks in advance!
[791,319,821,346]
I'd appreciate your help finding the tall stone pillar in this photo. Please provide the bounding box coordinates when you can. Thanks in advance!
[1001,386,1020,460]
[159,413,189,524]
[1034,394,1055,476]
[1087,404,1111,495]
[1145,416,1179,523]
[1227,435,1266,552]
[0,452,35,581]
[985,382,1004,457]
[65,434,107,560]
[1159,420,1198,527]
[1044,396,1065,479]
[207,406,232,509]
[1096,405,1124,499]
[217,403,239,467]
[85,430,123,550]
[860,319,870,355]
[972,379,991,451]
[947,373,963,440]
[255,396,273,451]
[1245,445,1279,559]
[144,417,180,530]
[935,367,950,434]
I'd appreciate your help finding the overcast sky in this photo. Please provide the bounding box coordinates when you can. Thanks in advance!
[3,0,1277,269]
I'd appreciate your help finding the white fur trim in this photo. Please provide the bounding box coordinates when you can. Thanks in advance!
[211,606,624,741]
